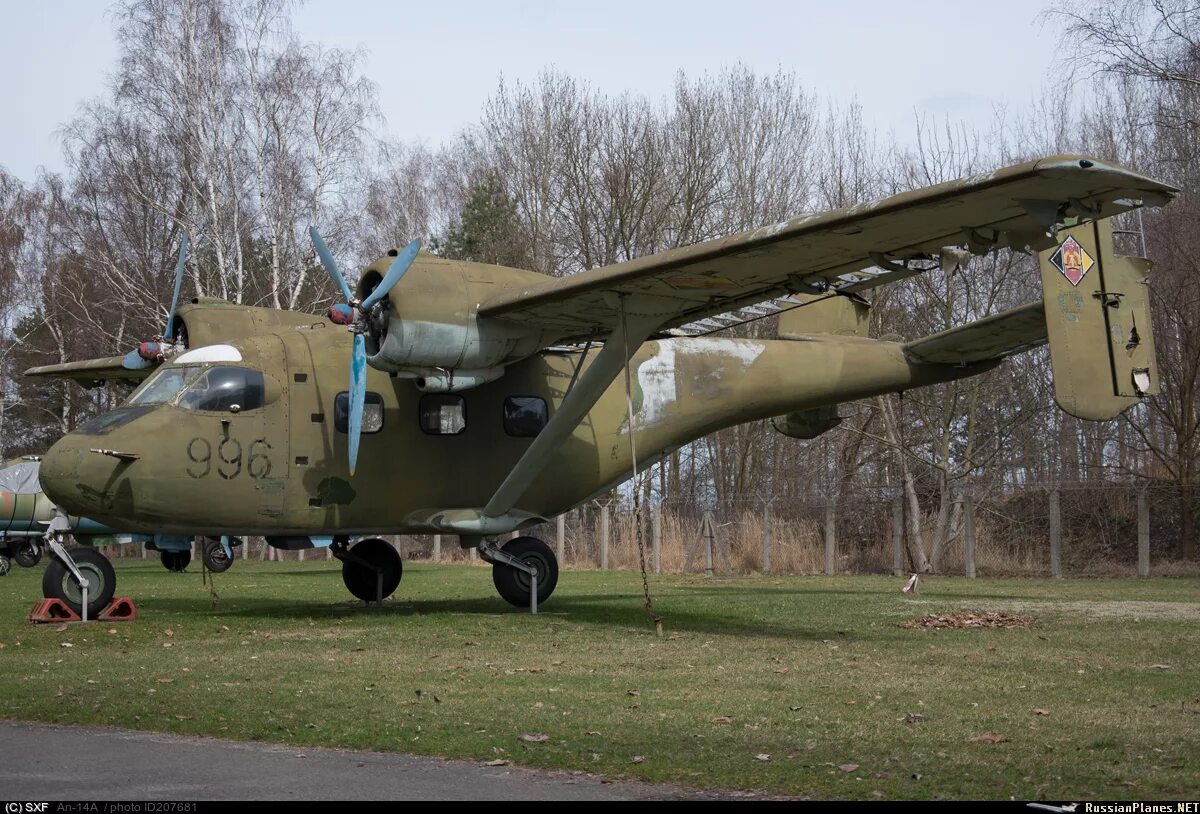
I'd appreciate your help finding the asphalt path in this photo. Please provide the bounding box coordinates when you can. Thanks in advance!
[0,721,736,801]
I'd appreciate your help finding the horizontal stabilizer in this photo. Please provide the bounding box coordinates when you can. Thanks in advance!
[903,301,1047,365]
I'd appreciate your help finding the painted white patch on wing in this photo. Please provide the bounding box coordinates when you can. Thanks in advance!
[684,337,767,366]
[173,344,242,364]
[635,342,677,425]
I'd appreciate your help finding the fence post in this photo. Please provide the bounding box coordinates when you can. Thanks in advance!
[1138,490,1150,578]
[651,503,662,574]
[260,537,268,560]
[963,491,976,578]
[556,515,565,564]
[762,505,773,575]
[599,505,610,570]
[298,547,305,562]
[141,542,147,560]
[1049,490,1062,578]
[824,502,836,576]
[433,534,441,562]
[703,512,714,576]
[892,499,903,576]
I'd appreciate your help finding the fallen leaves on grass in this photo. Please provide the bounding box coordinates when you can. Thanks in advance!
[630,755,645,764]
[899,611,1036,630]
[712,716,735,725]
[905,713,927,724]
[755,754,771,762]
[483,759,511,767]
[969,732,1007,744]
[519,733,549,743]
[1032,708,1051,716]
[838,763,860,772]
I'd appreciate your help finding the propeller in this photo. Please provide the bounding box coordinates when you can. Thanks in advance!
[122,235,189,370]
[309,227,420,474]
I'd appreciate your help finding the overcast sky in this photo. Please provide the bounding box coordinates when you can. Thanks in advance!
[0,0,1064,183]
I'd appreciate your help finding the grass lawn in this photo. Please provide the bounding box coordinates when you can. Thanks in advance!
[0,559,1197,799]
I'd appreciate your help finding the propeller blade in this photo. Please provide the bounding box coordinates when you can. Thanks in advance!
[347,332,366,476]
[310,226,354,302]
[164,234,188,339]
[361,239,421,310]
[121,348,154,371]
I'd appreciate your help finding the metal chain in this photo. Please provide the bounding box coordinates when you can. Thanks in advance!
[620,298,663,636]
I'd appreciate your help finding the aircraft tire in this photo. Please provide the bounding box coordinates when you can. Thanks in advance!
[42,547,116,618]
[13,540,42,568]
[161,550,191,572]
[492,536,558,607]
[201,538,234,573]
[341,538,402,602]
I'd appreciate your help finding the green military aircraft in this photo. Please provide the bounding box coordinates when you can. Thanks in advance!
[27,155,1175,617]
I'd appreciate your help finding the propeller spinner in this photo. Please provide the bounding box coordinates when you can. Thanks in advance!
[309,227,421,475]
[122,235,189,370]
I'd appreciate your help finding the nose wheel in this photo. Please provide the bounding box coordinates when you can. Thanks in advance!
[42,544,116,619]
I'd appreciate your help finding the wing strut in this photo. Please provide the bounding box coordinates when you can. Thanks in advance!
[482,295,669,520]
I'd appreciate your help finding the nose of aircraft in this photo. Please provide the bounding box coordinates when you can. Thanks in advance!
[39,433,86,513]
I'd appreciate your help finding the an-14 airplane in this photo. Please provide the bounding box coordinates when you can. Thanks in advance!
[26,155,1174,617]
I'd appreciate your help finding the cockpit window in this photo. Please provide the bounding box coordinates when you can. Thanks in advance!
[177,366,265,413]
[127,365,202,406]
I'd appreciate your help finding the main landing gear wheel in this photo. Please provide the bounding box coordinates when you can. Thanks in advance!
[13,540,42,568]
[43,547,116,618]
[161,549,191,572]
[492,536,558,608]
[340,538,402,602]
[201,538,235,573]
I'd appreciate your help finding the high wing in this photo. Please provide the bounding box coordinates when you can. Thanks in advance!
[903,301,1047,365]
[479,155,1176,342]
[25,356,151,387]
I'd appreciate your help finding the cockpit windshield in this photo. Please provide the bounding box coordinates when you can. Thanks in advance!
[127,365,203,406]
[177,366,266,412]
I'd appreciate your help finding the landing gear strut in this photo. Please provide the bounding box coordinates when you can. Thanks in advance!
[333,537,402,604]
[482,536,558,611]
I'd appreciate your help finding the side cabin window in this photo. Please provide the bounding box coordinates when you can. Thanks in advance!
[503,396,548,437]
[335,392,384,434]
[177,367,265,413]
[419,394,466,435]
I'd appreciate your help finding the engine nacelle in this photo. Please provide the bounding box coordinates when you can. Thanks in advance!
[357,254,548,384]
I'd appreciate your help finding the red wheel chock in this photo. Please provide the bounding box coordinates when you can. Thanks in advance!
[98,597,137,621]
[28,596,138,624]
[28,598,80,623]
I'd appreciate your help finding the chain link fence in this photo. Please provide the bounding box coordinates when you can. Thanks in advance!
[99,483,1199,576]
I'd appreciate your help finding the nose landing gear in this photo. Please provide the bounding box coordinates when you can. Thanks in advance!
[41,540,116,620]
